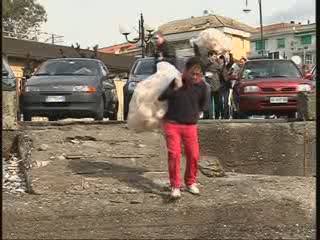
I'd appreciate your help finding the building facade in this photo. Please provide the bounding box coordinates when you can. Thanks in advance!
[249,22,316,67]
[102,13,255,60]
[157,14,256,60]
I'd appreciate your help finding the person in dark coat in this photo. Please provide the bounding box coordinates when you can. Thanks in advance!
[205,50,224,119]
[153,32,176,66]
[218,55,234,119]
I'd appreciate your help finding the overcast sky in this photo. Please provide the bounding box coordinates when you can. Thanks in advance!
[39,0,315,48]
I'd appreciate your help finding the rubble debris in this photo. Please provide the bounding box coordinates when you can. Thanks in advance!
[3,154,27,194]
[58,155,66,160]
[199,157,226,177]
[66,136,98,143]
[37,161,51,167]
[38,144,49,151]
[130,200,143,204]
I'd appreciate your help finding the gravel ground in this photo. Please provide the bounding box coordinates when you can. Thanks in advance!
[2,123,316,239]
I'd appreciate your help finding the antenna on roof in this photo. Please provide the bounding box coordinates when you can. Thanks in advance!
[203,9,214,16]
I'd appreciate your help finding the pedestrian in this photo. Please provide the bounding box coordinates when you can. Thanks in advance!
[231,56,247,76]
[204,50,223,119]
[153,31,176,66]
[218,55,233,119]
[158,57,208,199]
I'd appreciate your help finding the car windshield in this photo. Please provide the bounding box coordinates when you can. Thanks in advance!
[240,61,302,80]
[35,60,100,76]
[133,59,156,75]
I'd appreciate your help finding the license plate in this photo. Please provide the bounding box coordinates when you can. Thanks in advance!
[270,97,288,103]
[45,96,66,102]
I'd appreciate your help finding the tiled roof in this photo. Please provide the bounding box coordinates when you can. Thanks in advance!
[2,37,135,71]
[254,22,300,32]
[99,43,138,54]
[159,15,256,34]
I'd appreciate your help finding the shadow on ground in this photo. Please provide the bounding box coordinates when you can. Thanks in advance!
[68,159,178,203]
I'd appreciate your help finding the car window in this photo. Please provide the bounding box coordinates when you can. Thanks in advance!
[35,60,101,76]
[240,61,302,80]
[133,59,156,75]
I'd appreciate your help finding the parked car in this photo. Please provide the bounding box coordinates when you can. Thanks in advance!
[123,57,188,120]
[231,59,314,119]
[2,57,16,91]
[20,58,118,121]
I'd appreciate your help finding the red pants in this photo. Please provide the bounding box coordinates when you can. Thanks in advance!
[163,121,200,188]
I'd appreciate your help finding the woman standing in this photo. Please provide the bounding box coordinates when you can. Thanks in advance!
[158,57,208,199]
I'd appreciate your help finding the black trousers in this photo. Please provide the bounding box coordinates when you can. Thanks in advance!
[204,88,230,119]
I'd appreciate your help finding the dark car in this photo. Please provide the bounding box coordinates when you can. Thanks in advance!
[123,57,188,120]
[232,59,314,119]
[20,58,118,121]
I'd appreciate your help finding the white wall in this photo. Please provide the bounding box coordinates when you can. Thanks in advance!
[249,30,316,64]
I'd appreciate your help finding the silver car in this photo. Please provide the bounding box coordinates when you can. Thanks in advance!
[21,58,118,121]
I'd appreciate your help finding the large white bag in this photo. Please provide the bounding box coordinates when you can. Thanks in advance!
[127,62,182,132]
[193,28,232,54]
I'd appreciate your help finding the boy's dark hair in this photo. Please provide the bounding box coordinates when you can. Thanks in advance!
[185,57,202,70]
[208,50,218,57]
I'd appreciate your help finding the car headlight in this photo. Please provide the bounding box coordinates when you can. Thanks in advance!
[128,82,138,91]
[243,85,260,93]
[25,86,40,92]
[297,84,311,92]
[72,85,96,92]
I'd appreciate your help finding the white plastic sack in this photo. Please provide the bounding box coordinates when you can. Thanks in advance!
[127,62,182,132]
[194,28,232,54]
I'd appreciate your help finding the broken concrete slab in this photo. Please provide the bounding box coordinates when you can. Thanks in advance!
[198,156,226,177]
[198,121,316,177]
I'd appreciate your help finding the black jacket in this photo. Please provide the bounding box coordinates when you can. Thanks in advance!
[158,80,208,124]
[154,40,176,66]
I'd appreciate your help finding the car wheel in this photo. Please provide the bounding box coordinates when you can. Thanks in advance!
[123,96,129,120]
[94,98,104,121]
[23,112,32,121]
[109,102,118,120]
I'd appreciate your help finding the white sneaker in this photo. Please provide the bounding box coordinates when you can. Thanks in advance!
[170,188,181,199]
[186,184,200,195]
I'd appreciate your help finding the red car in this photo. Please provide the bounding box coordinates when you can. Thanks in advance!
[232,59,314,119]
